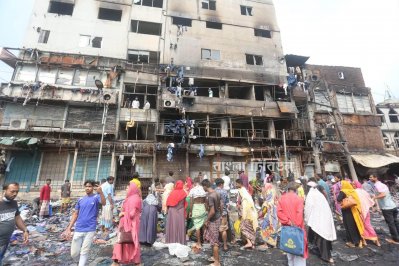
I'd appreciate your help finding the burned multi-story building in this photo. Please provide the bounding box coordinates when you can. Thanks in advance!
[289,60,398,179]
[0,0,310,191]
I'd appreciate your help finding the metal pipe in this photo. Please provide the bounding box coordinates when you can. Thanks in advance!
[95,102,109,181]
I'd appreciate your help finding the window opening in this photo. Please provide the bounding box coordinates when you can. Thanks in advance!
[131,20,162,36]
[389,108,399,123]
[98,8,122,21]
[201,49,220,60]
[246,54,263,65]
[79,35,102,48]
[240,5,253,16]
[38,30,50,44]
[135,0,163,8]
[172,17,192,27]
[202,0,216,10]
[48,2,74,15]
[127,50,159,64]
[254,29,271,38]
[206,21,222,29]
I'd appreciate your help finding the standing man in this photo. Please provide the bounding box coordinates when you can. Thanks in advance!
[60,179,71,214]
[0,183,29,264]
[239,170,249,190]
[62,180,106,266]
[202,179,222,266]
[215,178,230,251]
[166,171,175,184]
[370,175,399,244]
[278,182,308,266]
[221,170,231,192]
[100,176,115,234]
[39,179,51,219]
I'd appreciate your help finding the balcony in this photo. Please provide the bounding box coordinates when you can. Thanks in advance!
[161,93,297,118]
[0,83,118,105]
[120,108,158,123]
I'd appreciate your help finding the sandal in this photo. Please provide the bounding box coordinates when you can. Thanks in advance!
[345,242,355,248]
[208,257,215,262]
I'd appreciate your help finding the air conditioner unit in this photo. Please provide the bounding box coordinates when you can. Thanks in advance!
[9,119,28,130]
[163,100,176,108]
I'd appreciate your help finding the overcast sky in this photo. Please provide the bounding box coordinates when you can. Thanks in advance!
[0,0,398,103]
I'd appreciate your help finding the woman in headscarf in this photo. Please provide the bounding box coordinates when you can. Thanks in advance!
[139,194,159,246]
[162,183,174,215]
[187,177,207,249]
[259,183,280,248]
[305,182,337,263]
[112,183,142,266]
[236,179,258,249]
[337,180,365,248]
[352,180,381,246]
[166,180,188,244]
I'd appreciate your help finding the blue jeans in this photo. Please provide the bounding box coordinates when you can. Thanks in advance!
[0,242,9,265]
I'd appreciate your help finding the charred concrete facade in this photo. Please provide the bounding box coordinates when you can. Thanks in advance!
[300,63,387,177]
[0,0,309,191]
[376,99,399,154]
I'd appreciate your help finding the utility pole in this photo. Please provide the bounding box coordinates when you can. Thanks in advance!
[325,81,358,181]
[95,101,109,181]
[307,96,322,174]
[282,129,288,177]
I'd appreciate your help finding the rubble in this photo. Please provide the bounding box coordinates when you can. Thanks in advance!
[2,198,398,266]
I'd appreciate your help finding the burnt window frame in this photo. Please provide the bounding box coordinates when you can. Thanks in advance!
[131,20,162,36]
[202,0,216,10]
[245,54,263,66]
[206,21,222,30]
[201,48,221,60]
[254,28,271,38]
[127,49,160,64]
[48,1,74,16]
[389,108,399,123]
[78,35,102,48]
[38,29,50,44]
[98,8,122,22]
[134,0,163,8]
[172,17,192,27]
[240,5,253,16]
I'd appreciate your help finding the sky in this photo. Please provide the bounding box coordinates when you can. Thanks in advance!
[0,0,398,103]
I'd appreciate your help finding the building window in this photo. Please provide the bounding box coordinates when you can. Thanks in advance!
[246,54,263,65]
[79,35,102,48]
[336,93,355,113]
[201,49,220,60]
[376,108,385,123]
[172,17,192,27]
[202,0,216,10]
[134,0,163,8]
[389,108,399,123]
[314,90,332,111]
[240,5,253,16]
[38,30,50,44]
[48,2,74,15]
[395,132,399,148]
[98,8,122,21]
[127,49,159,64]
[353,95,371,112]
[338,72,345,79]
[254,29,271,38]
[131,20,162,36]
[382,133,390,148]
[206,21,222,30]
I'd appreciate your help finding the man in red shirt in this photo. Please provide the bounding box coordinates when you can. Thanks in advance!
[39,179,52,218]
[278,182,308,266]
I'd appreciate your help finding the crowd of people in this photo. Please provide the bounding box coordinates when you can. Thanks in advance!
[0,170,399,266]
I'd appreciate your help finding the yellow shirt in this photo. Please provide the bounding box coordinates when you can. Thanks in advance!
[297,186,305,199]
[130,178,141,189]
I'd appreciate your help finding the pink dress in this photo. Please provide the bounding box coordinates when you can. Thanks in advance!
[112,183,142,264]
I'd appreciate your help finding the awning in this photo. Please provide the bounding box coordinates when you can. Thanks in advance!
[351,154,399,168]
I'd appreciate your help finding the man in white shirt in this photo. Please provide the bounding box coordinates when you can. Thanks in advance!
[221,170,231,192]
[132,97,140,109]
